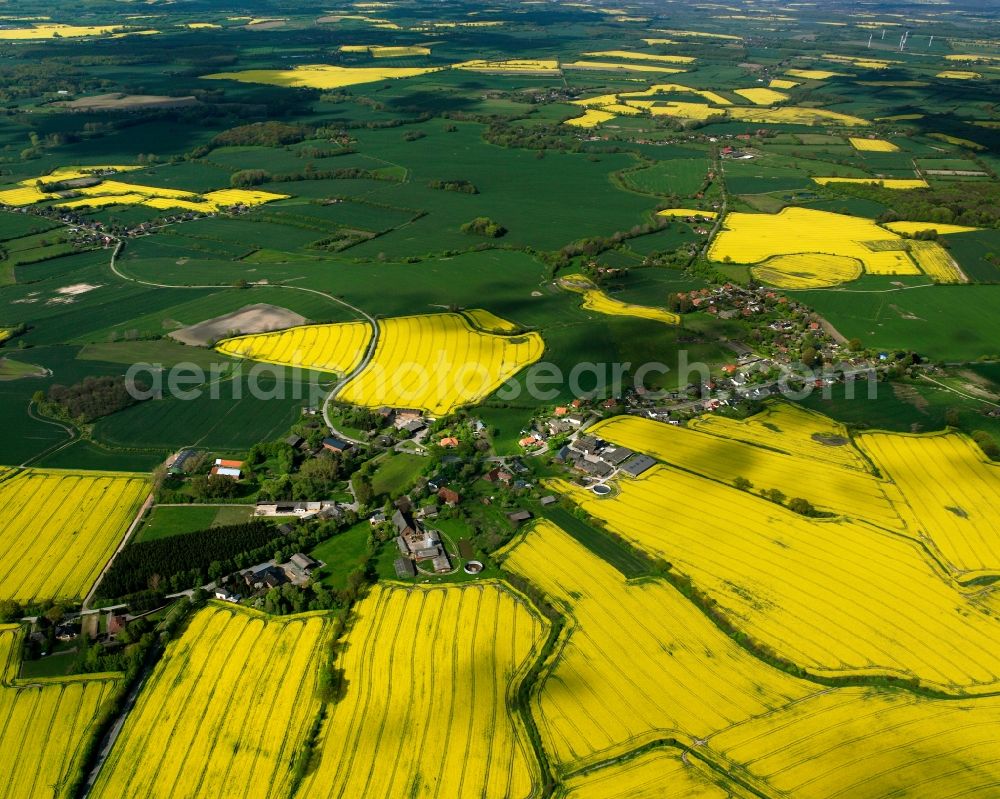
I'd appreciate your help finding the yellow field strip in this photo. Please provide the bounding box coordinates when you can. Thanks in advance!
[0,469,149,604]
[295,583,547,799]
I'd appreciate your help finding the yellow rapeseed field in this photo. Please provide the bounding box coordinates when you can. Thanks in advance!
[656,207,717,219]
[340,44,430,56]
[593,103,643,115]
[936,70,980,79]
[549,462,1000,694]
[216,321,373,376]
[509,521,1000,794]
[563,61,686,74]
[883,221,979,235]
[944,53,1000,62]
[462,308,519,333]
[708,688,1000,799]
[201,188,288,208]
[812,176,929,189]
[294,583,547,799]
[857,431,1000,578]
[751,253,863,288]
[708,207,919,275]
[582,50,695,64]
[58,193,148,209]
[0,23,123,39]
[907,239,967,282]
[0,469,148,603]
[91,604,333,799]
[339,312,544,414]
[655,28,741,40]
[202,64,440,89]
[726,106,869,125]
[823,53,897,69]
[559,274,680,325]
[622,83,732,105]
[769,78,799,88]
[687,401,869,471]
[454,59,560,73]
[849,136,899,151]
[500,521,816,770]
[564,109,616,128]
[733,87,788,104]
[0,165,139,206]
[784,69,850,80]
[590,415,900,524]
[560,749,740,799]
[928,132,986,150]
[0,166,287,212]
[632,101,721,120]
[0,625,122,799]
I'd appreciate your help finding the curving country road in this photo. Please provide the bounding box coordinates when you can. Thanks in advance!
[105,238,380,439]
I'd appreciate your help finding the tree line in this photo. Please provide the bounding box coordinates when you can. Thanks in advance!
[96,520,284,600]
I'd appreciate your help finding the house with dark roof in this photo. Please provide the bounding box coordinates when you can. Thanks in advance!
[571,435,602,455]
[322,437,351,454]
[620,454,656,477]
[394,557,417,578]
[392,509,416,537]
[601,445,633,466]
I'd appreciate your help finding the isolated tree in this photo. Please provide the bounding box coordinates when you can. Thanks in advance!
[733,476,753,492]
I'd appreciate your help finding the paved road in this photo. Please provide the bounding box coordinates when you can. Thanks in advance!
[107,238,381,440]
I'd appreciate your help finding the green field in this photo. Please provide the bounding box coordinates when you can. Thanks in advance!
[801,284,1000,362]
[370,452,427,498]
[309,521,372,590]
[135,505,254,542]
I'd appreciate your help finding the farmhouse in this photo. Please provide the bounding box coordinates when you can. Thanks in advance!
[600,445,634,466]
[214,588,241,603]
[255,500,340,519]
[437,487,461,506]
[289,553,318,575]
[507,510,533,526]
[620,454,656,477]
[322,437,351,454]
[393,508,452,573]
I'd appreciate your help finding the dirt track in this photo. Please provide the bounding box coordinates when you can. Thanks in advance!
[169,303,306,346]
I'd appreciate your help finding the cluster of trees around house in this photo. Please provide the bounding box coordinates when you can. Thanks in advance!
[155,420,354,502]
[96,520,285,600]
[37,375,149,424]
[462,216,507,238]
[427,179,478,194]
